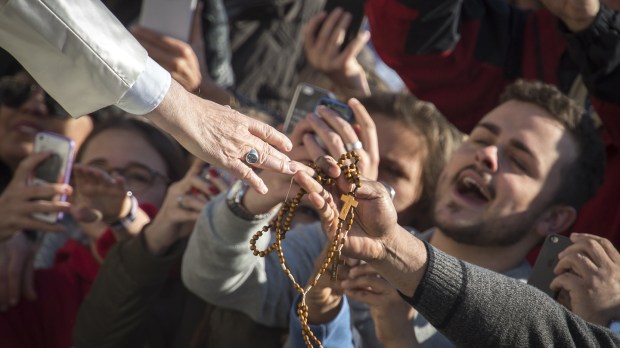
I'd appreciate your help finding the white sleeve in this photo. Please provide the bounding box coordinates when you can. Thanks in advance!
[0,0,171,117]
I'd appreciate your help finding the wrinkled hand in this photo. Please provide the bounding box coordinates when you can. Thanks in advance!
[293,156,398,262]
[343,262,416,346]
[550,233,620,326]
[132,25,203,92]
[540,0,600,32]
[144,159,228,255]
[149,79,297,195]
[303,9,371,95]
[290,98,379,181]
[0,152,71,241]
[0,232,37,310]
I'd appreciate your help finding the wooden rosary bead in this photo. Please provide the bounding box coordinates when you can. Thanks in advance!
[248,151,361,348]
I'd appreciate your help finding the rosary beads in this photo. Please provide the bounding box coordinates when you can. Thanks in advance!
[249,151,362,348]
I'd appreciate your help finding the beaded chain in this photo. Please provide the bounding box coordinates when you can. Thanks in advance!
[249,151,362,348]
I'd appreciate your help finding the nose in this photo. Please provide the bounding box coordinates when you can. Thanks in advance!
[475,145,498,173]
[20,86,49,117]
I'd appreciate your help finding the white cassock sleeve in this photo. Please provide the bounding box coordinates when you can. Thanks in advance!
[0,0,171,117]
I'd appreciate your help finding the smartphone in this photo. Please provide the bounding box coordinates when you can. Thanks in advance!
[30,131,75,224]
[283,83,335,134]
[138,0,198,41]
[323,0,368,50]
[316,97,354,124]
[527,234,573,298]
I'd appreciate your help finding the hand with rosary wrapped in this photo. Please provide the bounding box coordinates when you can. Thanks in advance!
[295,155,429,300]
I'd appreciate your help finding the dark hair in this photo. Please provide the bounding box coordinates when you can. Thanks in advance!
[76,112,189,183]
[500,79,605,211]
[358,92,463,230]
[0,48,22,79]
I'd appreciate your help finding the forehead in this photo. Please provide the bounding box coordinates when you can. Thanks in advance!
[374,114,425,158]
[477,100,577,170]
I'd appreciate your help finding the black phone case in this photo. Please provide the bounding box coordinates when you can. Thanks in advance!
[527,234,573,298]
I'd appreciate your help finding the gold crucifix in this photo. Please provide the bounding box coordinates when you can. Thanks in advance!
[339,194,358,220]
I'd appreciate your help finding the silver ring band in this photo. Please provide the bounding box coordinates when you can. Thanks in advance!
[245,149,259,165]
[177,195,187,209]
[345,141,363,152]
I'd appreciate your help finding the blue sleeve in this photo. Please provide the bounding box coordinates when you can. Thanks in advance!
[289,295,355,348]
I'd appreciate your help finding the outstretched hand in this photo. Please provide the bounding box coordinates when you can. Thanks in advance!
[292,156,398,262]
[303,9,371,95]
[293,155,428,297]
[149,79,298,195]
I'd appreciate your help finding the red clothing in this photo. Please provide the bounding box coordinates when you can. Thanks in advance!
[0,203,158,348]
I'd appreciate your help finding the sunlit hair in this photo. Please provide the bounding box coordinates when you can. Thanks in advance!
[359,92,463,231]
[500,79,605,211]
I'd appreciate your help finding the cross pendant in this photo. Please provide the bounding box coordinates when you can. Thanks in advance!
[339,194,358,221]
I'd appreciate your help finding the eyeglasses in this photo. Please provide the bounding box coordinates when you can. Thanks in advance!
[86,161,171,194]
[0,78,70,119]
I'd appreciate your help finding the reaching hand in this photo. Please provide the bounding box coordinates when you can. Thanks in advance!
[131,26,202,92]
[144,159,230,255]
[292,156,398,262]
[71,164,127,225]
[0,152,71,241]
[290,98,379,181]
[342,262,416,347]
[540,0,600,32]
[149,79,297,195]
[550,233,620,326]
[303,9,371,95]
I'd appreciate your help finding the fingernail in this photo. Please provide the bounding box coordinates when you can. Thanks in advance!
[289,161,298,173]
[259,184,268,195]
[208,186,220,195]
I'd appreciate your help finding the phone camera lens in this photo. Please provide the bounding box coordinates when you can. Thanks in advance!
[550,236,559,243]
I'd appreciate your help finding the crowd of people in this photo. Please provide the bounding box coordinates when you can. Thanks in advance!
[0,0,619,347]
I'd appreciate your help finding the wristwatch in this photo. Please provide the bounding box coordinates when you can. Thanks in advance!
[609,320,620,337]
[226,180,270,221]
[110,191,138,229]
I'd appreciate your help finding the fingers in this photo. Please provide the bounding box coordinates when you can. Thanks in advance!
[554,250,597,278]
[342,30,370,62]
[302,12,327,48]
[569,233,620,264]
[550,271,582,293]
[559,235,608,269]
[12,152,52,183]
[247,119,293,153]
[349,98,379,166]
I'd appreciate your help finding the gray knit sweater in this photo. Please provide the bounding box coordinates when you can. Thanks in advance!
[405,242,620,347]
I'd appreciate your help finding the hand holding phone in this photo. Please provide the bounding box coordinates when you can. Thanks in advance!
[527,234,573,298]
[322,0,368,51]
[30,132,75,224]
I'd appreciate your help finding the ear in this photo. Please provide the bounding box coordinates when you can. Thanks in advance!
[533,205,577,236]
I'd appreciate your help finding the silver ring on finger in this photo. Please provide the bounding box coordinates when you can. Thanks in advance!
[345,141,363,152]
[177,195,188,210]
[244,148,259,165]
